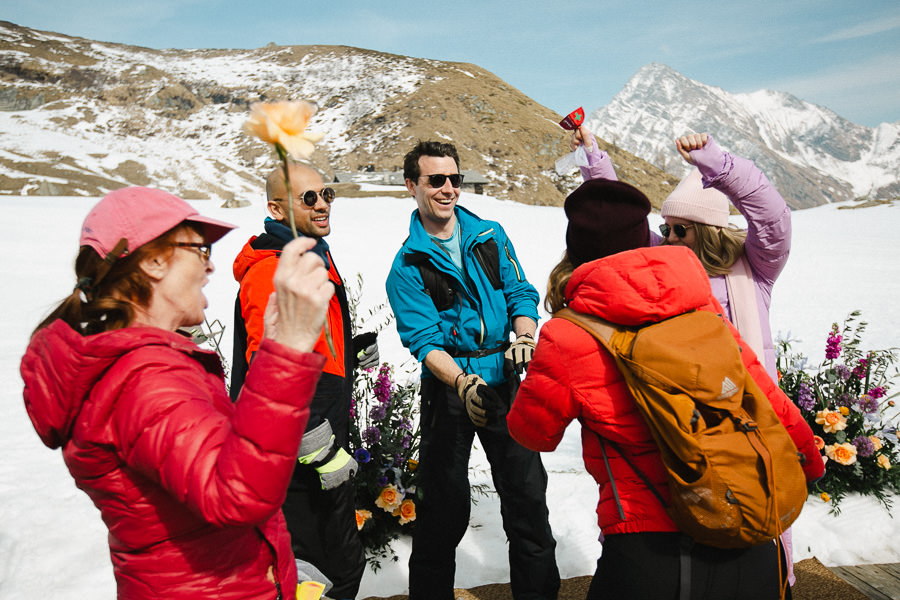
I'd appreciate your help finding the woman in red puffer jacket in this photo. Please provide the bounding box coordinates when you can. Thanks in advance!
[21,187,334,599]
[507,178,823,600]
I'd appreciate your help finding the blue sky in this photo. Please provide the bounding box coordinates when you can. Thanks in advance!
[5,0,899,127]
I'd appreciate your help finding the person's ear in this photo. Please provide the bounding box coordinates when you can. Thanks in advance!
[267,199,286,221]
[138,253,168,282]
[405,179,417,197]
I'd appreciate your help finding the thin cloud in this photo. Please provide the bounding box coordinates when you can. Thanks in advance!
[813,13,900,43]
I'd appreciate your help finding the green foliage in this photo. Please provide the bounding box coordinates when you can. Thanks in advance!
[777,311,900,514]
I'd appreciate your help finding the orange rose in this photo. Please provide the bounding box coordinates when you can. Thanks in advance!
[243,101,324,160]
[815,409,847,434]
[355,509,372,531]
[392,499,417,525]
[870,436,884,451]
[375,484,403,513]
[825,442,858,466]
[813,435,825,450]
[877,454,891,470]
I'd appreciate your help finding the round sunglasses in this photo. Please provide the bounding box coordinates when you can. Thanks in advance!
[300,187,336,207]
[659,223,695,238]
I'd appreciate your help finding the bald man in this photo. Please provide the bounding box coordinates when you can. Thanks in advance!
[231,161,374,599]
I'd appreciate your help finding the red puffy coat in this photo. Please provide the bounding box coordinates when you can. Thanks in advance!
[20,320,325,599]
[508,246,823,537]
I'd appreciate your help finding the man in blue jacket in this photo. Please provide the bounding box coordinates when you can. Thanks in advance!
[386,141,559,600]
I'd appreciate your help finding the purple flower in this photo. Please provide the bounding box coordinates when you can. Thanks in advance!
[869,386,886,400]
[835,393,856,409]
[797,382,815,411]
[369,403,387,421]
[853,357,869,380]
[375,364,394,404]
[399,418,413,431]
[363,426,381,445]
[354,448,371,463]
[825,325,842,360]
[401,434,412,449]
[852,436,875,458]
[858,395,879,414]
[349,397,357,420]
[377,474,389,487]
[834,364,851,380]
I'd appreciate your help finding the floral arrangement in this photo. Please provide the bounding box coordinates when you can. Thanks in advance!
[777,311,900,513]
[345,275,421,571]
[349,361,421,571]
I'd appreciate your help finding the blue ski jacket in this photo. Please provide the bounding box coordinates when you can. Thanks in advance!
[386,206,539,386]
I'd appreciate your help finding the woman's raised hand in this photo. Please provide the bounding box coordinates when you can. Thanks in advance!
[264,237,334,353]
[675,133,709,164]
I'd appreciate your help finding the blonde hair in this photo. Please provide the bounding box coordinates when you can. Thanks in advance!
[679,223,748,276]
[544,252,575,314]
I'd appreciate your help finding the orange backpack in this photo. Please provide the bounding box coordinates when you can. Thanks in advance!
[555,307,807,549]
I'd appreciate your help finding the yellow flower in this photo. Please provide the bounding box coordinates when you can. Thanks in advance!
[820,492,830,503]
[243,101,324,160]
[408,459,419,472]
[838,406,850,416]
[877,454,891,470]
[870,436,884,451]
[375,484,403,513]
[815,409,848,434]
[825,442,858,466]
[392,499,417,525]
[355,509,372,531]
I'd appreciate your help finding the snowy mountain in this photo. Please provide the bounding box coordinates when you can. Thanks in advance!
[586,64,900,209]
[0,21,677,208]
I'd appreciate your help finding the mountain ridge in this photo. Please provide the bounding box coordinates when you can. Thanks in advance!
[0,21,676,208]
[585,63,899,209]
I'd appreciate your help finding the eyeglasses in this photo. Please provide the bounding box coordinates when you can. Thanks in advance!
[173,242,211,260]
[301,187,335,207]
[421,173,464,188]
[659,223,695,239]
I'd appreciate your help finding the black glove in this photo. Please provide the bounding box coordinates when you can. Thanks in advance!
[455,373,502,427]
[352,331,379,370]
[504,333,535,374]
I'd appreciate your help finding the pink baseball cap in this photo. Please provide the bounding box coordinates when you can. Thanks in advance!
[80,187,237,257]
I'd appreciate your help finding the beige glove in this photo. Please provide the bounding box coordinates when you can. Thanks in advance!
[504,333,536,374]
[455,372,500,427]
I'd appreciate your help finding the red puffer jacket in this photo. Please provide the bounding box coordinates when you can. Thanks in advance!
[508,246,823,537]
[21,320,325,599]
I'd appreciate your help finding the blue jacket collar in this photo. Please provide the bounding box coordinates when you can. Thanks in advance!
[264,217,331,270]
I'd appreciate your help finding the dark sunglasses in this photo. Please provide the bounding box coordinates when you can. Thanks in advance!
[659,223,695,239]
[301,187,336,207]
[173,242,211,260]
[421,173,464,188]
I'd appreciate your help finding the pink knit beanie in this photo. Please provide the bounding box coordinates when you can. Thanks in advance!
[660,169,730,227]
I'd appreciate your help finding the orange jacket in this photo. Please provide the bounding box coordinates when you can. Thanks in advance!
[233,236,346,378]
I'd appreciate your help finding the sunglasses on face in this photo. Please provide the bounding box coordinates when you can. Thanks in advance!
[421,173,464,188]
[659,223,695,239]
[301,187,336,207]
[173,242,211,260]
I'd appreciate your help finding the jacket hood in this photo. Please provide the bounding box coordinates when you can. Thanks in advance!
[566,246,713,326]
[20,320,219,449]
[233,236,280,283]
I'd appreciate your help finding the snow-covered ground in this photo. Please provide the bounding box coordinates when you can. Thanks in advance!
[1,190,898,598]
